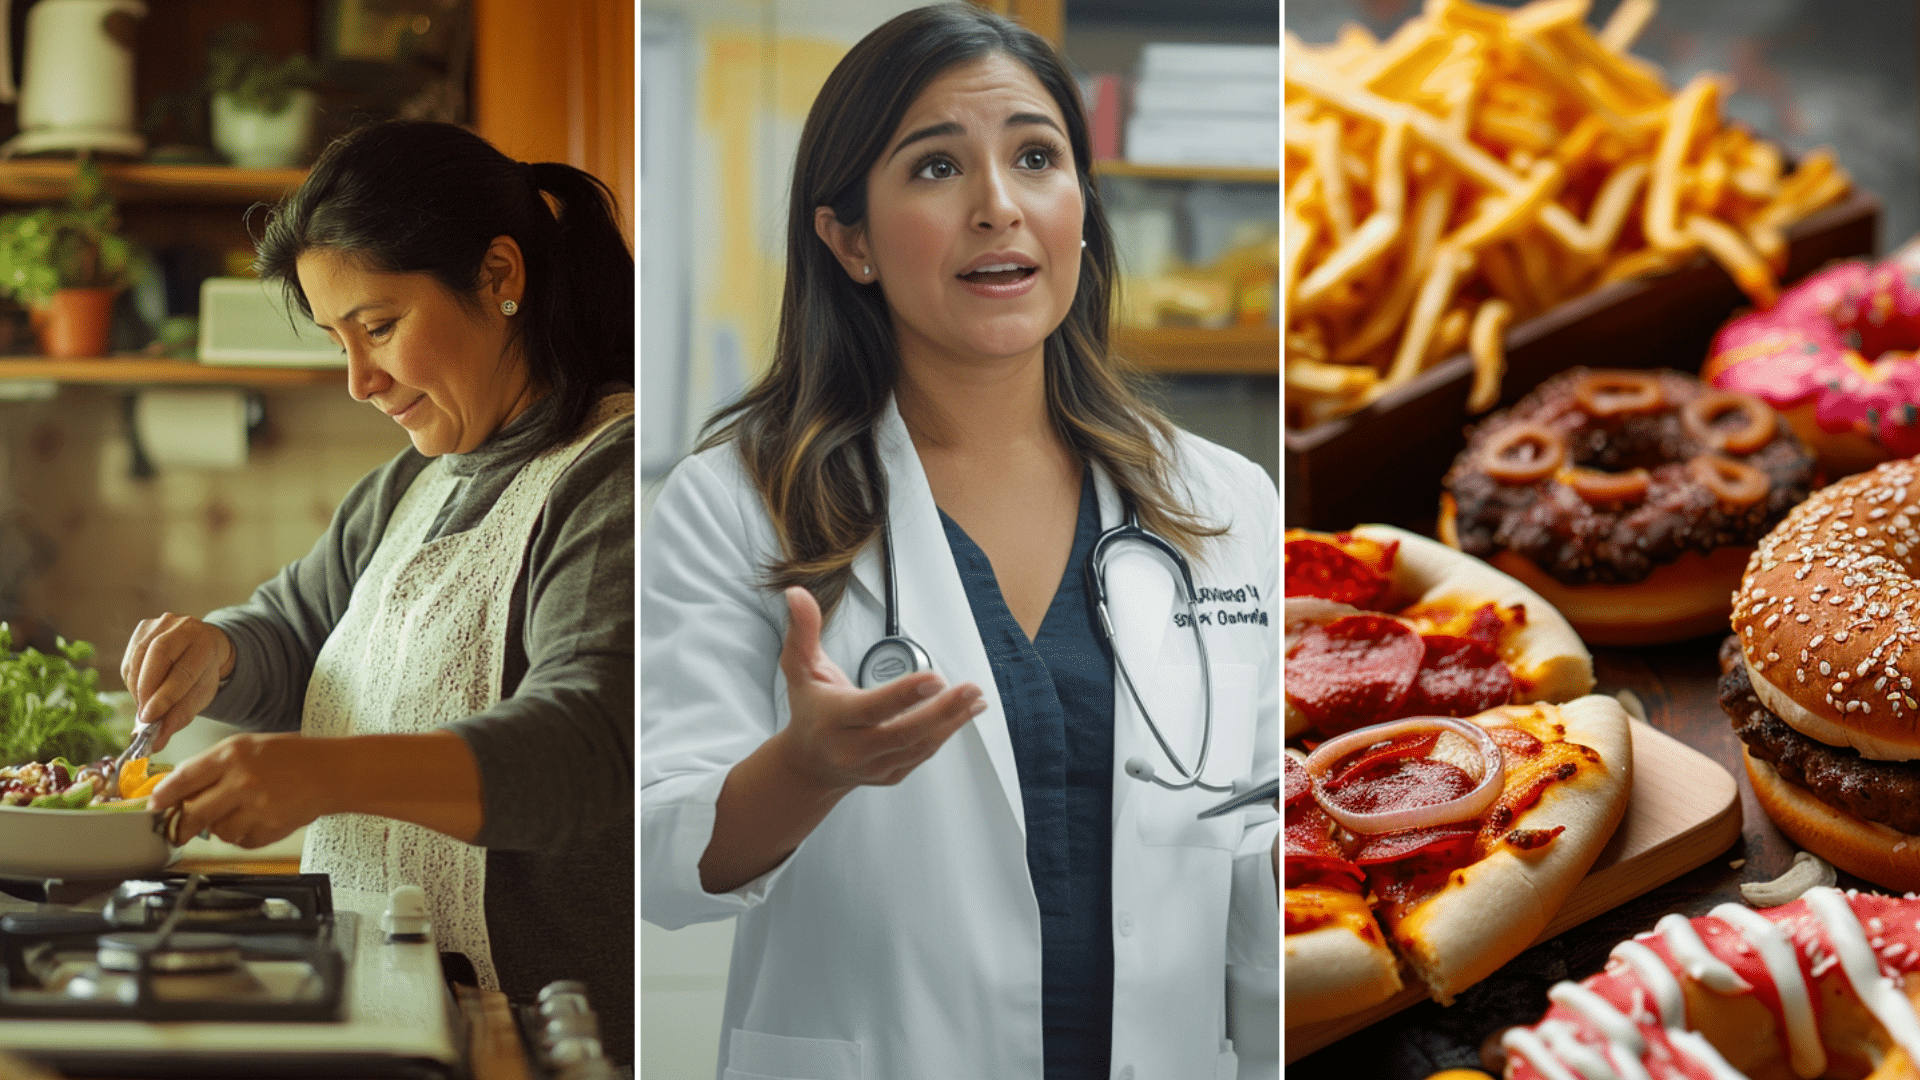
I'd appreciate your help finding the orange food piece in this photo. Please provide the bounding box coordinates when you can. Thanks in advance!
[118,758,149,799]
[130,774,162,799]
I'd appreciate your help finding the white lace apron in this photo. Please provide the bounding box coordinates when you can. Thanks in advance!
[300,394,634,990]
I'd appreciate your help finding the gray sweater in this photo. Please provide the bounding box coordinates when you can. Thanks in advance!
[202,394,633,1065]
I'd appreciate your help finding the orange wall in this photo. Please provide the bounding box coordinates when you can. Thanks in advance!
[473,0,636,247]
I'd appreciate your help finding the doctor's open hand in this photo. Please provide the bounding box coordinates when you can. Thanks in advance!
[775,586,984,789]
[121,613,236,753]
[698,587,985,894]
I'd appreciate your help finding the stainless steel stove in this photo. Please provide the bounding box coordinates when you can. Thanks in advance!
[0,871,613,1079]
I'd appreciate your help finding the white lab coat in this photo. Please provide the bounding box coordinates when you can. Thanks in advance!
[641,401,1278,1080]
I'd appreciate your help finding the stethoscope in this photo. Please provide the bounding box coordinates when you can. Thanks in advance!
[855,488,1233,794]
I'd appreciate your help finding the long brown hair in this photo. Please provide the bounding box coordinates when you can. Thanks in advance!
[700,3,1220,618]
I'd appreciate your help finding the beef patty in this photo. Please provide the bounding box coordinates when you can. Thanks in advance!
[1719,637,1920,835]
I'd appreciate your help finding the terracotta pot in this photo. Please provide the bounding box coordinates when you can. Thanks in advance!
[37,287,116,357]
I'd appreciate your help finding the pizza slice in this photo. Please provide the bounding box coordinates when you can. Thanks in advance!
[1285,528,1625,1026]
[1285,525,1595,740]
[1285,696,1633,1021]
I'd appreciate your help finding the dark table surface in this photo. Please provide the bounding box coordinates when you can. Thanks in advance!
[1285,630,1886,1079]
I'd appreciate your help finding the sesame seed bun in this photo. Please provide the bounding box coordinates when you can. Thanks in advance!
[1732,457,1920,759]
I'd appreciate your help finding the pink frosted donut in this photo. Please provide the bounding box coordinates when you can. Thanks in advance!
[1704,257,1920,476]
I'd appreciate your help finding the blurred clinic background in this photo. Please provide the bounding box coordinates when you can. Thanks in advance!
[639,3,1278,1077]
[0,0,629,838]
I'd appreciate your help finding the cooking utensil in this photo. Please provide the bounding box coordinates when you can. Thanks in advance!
[101,721,158,803]
[1195,775,1279,820]
[0,800,178,879]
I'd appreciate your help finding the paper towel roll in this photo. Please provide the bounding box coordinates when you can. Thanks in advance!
[133,389,249,468]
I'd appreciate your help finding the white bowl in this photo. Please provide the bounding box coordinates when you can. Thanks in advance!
[0,803,177,879]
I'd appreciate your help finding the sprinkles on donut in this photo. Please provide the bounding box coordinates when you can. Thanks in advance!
[1442,367,1816,646]
[1705,254,1920,478]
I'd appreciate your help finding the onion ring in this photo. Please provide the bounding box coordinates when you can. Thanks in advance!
[1687,453,1770,512]
[1563,466,1651,507]
[1573,371,1666,417]
[1682,389,1776,455]
[1304,716,1506,835]
[1478,421,1567,485]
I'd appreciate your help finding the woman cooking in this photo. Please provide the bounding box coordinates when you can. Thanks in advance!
[118,121,634,1064]
[641,6,1277,1079]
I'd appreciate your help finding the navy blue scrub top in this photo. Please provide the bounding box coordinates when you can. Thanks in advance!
[939,470,1115,1080]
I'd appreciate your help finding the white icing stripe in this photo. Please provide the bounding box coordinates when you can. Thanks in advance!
[1550,980,1648,1055]
[1665,1029,1752,1080]
[1711,903,1826,1079]
[1501,1027,1585,1080]
[1602,1043,1653,1080]
[1803,887,1920,1073]
[1539,1019,1619,1080]
[1611,939,1686,1029]
[1656,913,1751,994]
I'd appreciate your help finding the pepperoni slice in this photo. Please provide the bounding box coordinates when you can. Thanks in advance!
[1285,852,1367,889]
[1321,755,1476,817]
[1489,725,1545,758]
[1328,730,1443,787]
[1286,538,1389,608]
[1351,823,1479,866]
[1285,615,1423,735]
[1284,754,1313,807]
[1399,635,1516,718]
[1461,601,1515,651]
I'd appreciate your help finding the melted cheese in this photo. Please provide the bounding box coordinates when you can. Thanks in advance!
[1711,902,1825,1078]
[1284,885,1376,938]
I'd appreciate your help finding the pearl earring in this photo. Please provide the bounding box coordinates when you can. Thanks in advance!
[863,265,871,277]
[501,300,518,316]
[1080,239,1087,249]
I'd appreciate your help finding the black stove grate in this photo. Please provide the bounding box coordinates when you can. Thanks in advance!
[0,873,349,1022]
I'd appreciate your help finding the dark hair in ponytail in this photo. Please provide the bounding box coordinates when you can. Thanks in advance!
[253,120,633,453]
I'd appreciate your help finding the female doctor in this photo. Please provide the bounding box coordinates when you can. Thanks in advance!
[640,6,1277,1079]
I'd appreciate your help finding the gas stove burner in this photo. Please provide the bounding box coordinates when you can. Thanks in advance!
[97,931,242,974]
[105,881,291,928]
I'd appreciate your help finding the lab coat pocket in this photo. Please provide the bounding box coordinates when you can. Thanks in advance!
[723,1028,862,1080]
[1135,662,1255,849]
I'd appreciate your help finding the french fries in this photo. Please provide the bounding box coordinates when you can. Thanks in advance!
[1284,0,1853,430]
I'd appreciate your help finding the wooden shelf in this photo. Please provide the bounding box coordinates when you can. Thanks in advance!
[0,162,304,204]
[0,357,344,386]
[1119,325,1277,375]
[1095,161,1279,184]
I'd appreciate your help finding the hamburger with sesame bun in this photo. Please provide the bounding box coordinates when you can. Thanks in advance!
[1722,456,1920,892]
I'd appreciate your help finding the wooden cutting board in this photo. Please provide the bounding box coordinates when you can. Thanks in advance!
[1284,716,1742,1060]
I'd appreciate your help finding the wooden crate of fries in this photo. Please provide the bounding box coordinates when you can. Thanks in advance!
[1283,0,1872,530]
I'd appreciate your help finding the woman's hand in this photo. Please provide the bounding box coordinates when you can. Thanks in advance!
[697,587,984,894]
[148,732,324,849]
[121,613,235,753]
[772,586,984,791]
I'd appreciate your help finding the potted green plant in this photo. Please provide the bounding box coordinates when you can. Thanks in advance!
[0,160,135,358]
[206,23,320,169]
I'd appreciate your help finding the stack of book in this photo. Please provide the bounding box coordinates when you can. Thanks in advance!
[1123,43,1279,168]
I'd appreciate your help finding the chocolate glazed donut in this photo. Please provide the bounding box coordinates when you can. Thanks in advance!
[1446,368,1815,586]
